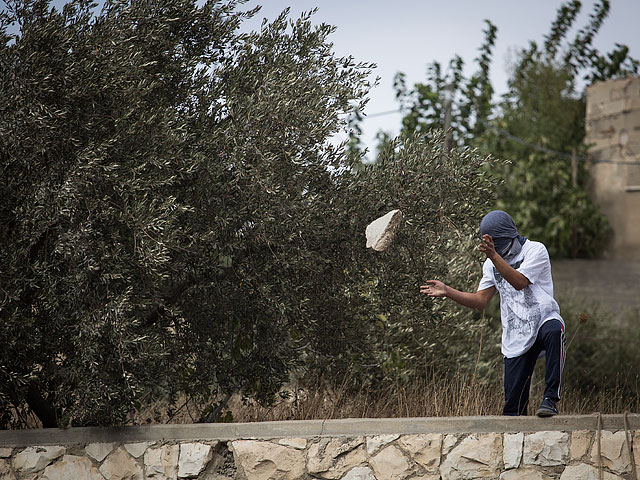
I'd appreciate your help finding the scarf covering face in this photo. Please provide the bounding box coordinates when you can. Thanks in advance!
[480,210,527,259]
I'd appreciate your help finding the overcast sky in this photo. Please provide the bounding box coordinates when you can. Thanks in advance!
[242,1,640,158]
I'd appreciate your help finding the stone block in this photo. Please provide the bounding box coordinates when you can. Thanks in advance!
[0,459,16,480]
[123,442,153,458]
[523,431,568,466]
[500,468,552,480]
[306,437,366,479]
[342,466,376,480]
[231,440,305,480]
[0,449,11,459]
[99,447,143,480]
[635,431,640,475]
[277,438,307,450]
[503,432,523,469]
[41,455,104,480]
[398,434,441,470]
[587,80,616,106]
[592,99,628,119]
[12,446,65,475]
[178,442,214,478]
[86,443,115,462]
[366,434,399,455]
[365,209,403,251]
[560,463,624,480]
[442,435,458,456]
[569,430,592,460]
[369,445,413,480]
[440,433,502,479]
[144,445,179,479]
[590,430,631,474]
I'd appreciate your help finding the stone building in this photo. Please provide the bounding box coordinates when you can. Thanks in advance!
[585,76,640,259]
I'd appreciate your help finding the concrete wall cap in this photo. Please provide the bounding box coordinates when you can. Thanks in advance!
[1,415,639,447]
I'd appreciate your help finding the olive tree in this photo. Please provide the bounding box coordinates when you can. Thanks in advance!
[1,0,500,428]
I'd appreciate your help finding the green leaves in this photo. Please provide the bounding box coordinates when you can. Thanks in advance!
[383,0,636,259]
[390,20,496,150]
[0,0,377,427]
[0,0,508,428]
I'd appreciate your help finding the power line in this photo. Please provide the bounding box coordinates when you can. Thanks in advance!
[364,109,404,119]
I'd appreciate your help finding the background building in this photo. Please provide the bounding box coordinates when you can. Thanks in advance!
[585,76,640,260]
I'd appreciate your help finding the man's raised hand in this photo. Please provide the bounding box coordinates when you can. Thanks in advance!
[478,234,497,259]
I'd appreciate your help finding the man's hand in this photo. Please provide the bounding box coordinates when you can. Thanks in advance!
[480,234,531,291]
[478,234,498,260]
[420,280,496,310]
[420,280,449,297]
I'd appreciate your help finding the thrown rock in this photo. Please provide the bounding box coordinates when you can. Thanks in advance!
[365,209,404,251]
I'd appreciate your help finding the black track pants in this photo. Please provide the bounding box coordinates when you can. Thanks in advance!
[503,319,566,416]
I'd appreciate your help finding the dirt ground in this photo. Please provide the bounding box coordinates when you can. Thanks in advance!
[552,259,640,320]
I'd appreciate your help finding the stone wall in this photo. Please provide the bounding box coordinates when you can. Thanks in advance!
[585,76,640,259]
[0,415,639,479]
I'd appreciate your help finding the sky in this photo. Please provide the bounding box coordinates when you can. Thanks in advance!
[241,1,640,159]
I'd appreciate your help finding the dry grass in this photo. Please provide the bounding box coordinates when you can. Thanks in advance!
[11,372,640,429]
[163,373,640,424]
[229,376,504,423]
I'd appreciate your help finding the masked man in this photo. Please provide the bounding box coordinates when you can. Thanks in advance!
[420,210,565,417]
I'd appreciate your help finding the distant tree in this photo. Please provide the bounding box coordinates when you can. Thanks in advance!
[486,0,637,257]
[392,20,496,149]
[0,0,502,428]
[383,0,638,258]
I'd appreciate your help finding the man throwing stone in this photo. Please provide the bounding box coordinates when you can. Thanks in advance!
[420,210,565,417]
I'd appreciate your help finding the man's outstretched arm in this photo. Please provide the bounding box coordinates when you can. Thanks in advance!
[420,280,496,310]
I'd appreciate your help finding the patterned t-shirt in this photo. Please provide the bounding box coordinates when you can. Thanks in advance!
[478,240,564,358]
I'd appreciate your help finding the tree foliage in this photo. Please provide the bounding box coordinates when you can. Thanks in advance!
[384,0,638,258]
[392,20,496,148]
[1,0,501,428]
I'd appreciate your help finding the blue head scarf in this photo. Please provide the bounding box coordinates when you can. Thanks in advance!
[480,210,527,259]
